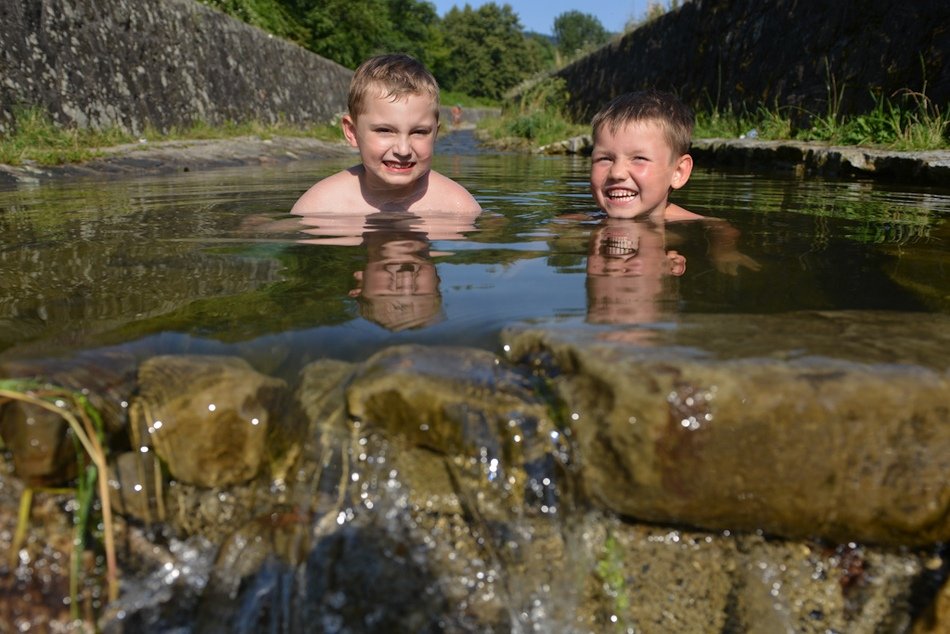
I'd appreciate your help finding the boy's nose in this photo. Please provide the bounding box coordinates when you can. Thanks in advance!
[393,135,412,156]
[608,158,628,179]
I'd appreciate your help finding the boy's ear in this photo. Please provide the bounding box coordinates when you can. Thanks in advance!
[670,153,693,190]
[341,114,359,148]
[666,250,687,276]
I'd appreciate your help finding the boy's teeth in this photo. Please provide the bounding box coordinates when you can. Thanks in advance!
[607,190,637,200]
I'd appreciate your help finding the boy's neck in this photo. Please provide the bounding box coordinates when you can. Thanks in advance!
[358,166,431,211]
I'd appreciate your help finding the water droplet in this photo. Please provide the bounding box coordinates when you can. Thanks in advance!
[207,403,216,412]
[571,412,580,421]
[251,418,260,426]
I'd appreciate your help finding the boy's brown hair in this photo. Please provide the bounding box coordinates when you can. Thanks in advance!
[348,53,440,120]
[591,89,694,158]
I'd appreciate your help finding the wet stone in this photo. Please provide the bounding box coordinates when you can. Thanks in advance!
[131,354,287,488]
[503,312,950,545]
[0,350,139,486]
[585,514,933,634]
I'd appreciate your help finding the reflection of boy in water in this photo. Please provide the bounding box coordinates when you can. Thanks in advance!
[349,229,443,331]
[586,218,686,325]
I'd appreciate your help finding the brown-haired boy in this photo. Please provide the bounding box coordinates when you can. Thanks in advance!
[589,90,760,275]
[292,54,481,214]
[590,89,702,221]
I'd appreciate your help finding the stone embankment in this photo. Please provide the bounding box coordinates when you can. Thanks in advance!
[1,0,352,135]
[539,134,950,185]
[553,0,949,124]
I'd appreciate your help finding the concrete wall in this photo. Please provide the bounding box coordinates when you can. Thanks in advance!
[0,0,353,135]
[556,0,950,124]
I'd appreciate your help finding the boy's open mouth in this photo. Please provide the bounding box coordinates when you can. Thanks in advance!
[605,188,638,201]
[384,160,415,170]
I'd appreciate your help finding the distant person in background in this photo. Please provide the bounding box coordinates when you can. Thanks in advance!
[291,54,481,214]
[451,103,463,127]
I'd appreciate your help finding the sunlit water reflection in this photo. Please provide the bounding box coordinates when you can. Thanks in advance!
[0,130,947,374]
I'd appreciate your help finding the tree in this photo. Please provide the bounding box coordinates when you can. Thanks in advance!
[440,3,545,100]
[198,0,310,45]
[379,0,449,78]
[300,0,392,69]
[553,10,609,58]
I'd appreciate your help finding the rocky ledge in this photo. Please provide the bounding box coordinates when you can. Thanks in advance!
[0,135,357,186]
[1,310,949,632]
[539,135,950,185]
[3,130,947,187]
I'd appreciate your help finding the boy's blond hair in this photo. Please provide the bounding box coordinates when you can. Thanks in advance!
[348,54,440,120]
[591,89,694,158]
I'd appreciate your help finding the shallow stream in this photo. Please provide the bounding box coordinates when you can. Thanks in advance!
[0,131,948,632]
[1,131,947,368]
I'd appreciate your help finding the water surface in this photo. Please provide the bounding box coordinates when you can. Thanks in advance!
[1,131,947,376]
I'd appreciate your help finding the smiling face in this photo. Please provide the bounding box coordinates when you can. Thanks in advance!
[342,85,439,203]
[590,120,692,220]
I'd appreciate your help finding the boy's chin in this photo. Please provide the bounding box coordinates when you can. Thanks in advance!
[603,208,649,220]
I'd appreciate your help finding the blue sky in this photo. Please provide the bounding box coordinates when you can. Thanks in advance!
[429,1,651,36]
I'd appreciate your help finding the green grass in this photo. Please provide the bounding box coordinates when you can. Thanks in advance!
[477,77,588,149]
[0,107,133,165]
[0,107,342,167]
[694,90,949,150]
[480,80,947,152]
[4,86,946,168]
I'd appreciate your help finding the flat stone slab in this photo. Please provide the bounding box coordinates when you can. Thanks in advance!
[502,310,950,545]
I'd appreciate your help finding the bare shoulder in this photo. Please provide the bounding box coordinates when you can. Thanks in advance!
[665,203,705,222]
[291,167,363,214]
[423,170,482,213]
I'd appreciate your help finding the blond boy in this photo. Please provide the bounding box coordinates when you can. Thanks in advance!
[589,89,702,222]
[292,54,481,214]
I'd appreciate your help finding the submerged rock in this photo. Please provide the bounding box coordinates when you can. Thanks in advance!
[503,311,950,546]
[0,350,138,486]
[3,324,948,632]
[131,355,287,488]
